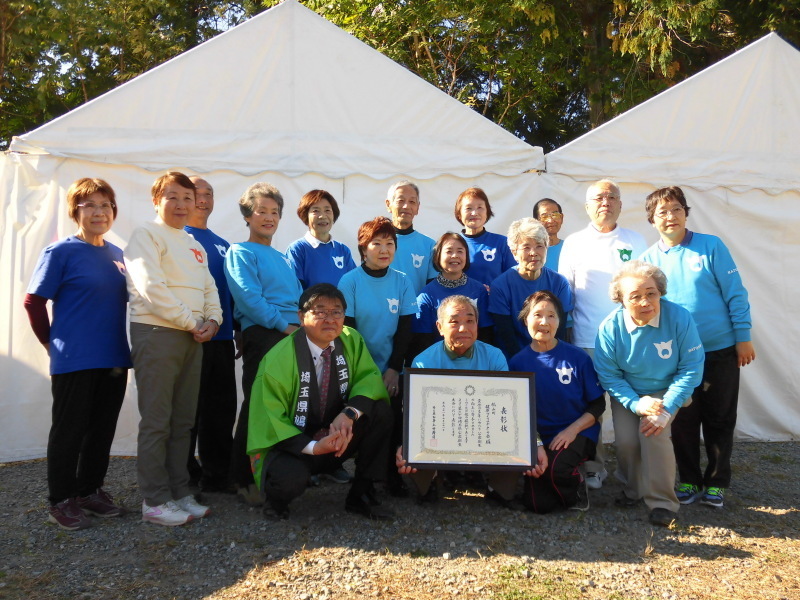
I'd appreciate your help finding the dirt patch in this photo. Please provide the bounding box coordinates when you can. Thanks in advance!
[0,442,798,599]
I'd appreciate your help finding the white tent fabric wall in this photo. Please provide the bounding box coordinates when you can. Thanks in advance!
[0,149,544,461]
[538,32,800,442]
[0,0,546,461]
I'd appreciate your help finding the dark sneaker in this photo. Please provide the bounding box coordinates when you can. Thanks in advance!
[614,492,641,508]
[321,466,353,484]
[649,507,677,527]
[700,486,725,508]
[262,498,290,521]
[675,482,703,505]
[49,498,93,531]
[78,488,125,517]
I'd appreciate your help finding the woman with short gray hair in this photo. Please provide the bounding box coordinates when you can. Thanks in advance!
[488,218,573,359]
[594,260,704,527]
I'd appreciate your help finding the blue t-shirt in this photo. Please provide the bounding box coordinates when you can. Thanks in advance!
[27,236,132,375]
[509,342,603,444]
[413,340,508,371]
[339,266,417,372]
[462,229,517,286]
[185,226,233,340]
[594,299,704,414]
[488,266,574,354]
[393,229,437,294]
[544,239,563,272]
[286,233,357,290]
[413,277,493,334]
[639,231,751,352]
[224,242,303,333]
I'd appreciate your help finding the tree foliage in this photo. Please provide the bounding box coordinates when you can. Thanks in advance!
[2,0,799,152]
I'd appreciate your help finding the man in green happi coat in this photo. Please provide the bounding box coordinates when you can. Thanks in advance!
[248,283,393,520]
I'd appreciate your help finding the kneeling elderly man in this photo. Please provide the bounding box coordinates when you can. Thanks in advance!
[248,283,394,520]
[397,295,547,505]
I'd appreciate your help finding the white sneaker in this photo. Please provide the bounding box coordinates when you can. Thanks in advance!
[585,468,608,490]
[142,500,193,526]
[175,495,211,518]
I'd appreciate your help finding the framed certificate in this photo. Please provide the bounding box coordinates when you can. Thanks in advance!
[402,368,536,471]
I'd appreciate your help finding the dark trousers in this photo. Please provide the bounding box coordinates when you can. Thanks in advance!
[672,345,740,489]
[522,435,594,513]
[262,400,393,506]
[48,368,128,504]
[187,340,237,486]
[230,326,287,488]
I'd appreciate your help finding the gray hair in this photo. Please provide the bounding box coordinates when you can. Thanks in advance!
[436,295,479,324]
[506,218,549,249]
[239,182,284,222]
[609,260,668,303]
[386,180,420,202]
[586,179,620,203]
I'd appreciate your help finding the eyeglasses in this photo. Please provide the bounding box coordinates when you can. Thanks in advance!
[308,309,345,320]
[76,202,115,212]
[588,194,620,203]
[538,212,562,222]
[654,207,685,219]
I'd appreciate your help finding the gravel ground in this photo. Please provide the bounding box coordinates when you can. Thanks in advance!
[1,442,798,600]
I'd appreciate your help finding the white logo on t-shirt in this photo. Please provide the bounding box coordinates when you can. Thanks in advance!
[387,298,400,314]
[215,244,227,257]
[556,366,573,385]
[654,340,673,359]
[333,256,344,269]
[481,248,497,262]
[688,255,705,272]
[412,254,425,268]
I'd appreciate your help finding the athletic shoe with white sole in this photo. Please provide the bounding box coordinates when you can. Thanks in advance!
[78,488,125,517]
[142,500,193,526]
[700,486,725,508]
[585,468,608,490]
[176,495,211,518]
[675,482,703,505]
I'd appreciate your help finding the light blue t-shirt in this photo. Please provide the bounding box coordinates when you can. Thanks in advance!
[639,230,751,352]
[393,229,437,294]
[286,233,357,290]
[27,236,132,374]
[339,266,417,372]
[594,299,704,414]
[224,241,302,333]
[462,229,517,286]
[413,340,508,372]
[413,277,493,334]
[509,341,602,444]
[544,239,563,271]
[185,226,233,340]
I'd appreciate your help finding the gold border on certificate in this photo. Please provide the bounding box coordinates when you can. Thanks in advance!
[402,369,535,470]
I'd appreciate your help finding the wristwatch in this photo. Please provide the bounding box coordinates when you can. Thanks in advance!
[342,406,359,422]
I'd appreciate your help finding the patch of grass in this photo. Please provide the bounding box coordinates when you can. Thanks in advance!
[491,565,585,600]
[760,453,785,464]
[408,548,430,558]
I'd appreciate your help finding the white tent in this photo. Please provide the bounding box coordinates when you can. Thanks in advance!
[539,33,800,441]
[0,0,544,461]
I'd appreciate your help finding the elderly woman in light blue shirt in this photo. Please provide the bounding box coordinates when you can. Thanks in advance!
[594,260,703,528]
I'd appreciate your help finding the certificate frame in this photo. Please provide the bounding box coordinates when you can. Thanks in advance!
[402,368,536,471]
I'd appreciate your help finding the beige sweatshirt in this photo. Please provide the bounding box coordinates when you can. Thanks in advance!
[125,218,222,331]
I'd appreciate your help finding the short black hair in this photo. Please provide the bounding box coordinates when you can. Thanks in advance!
[298,283,347,312]
[533,197,562,219]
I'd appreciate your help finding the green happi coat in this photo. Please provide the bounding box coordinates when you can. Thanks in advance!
[247,325,389,486]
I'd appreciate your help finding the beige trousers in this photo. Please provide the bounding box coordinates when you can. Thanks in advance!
[611,392,680,513]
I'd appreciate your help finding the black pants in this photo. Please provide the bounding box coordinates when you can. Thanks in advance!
[48,368,128,504]
[672,345,739,489]
[522,435,594,513]
[230,326,287,488]
[262,400,393,506]
[187,340,237,486]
